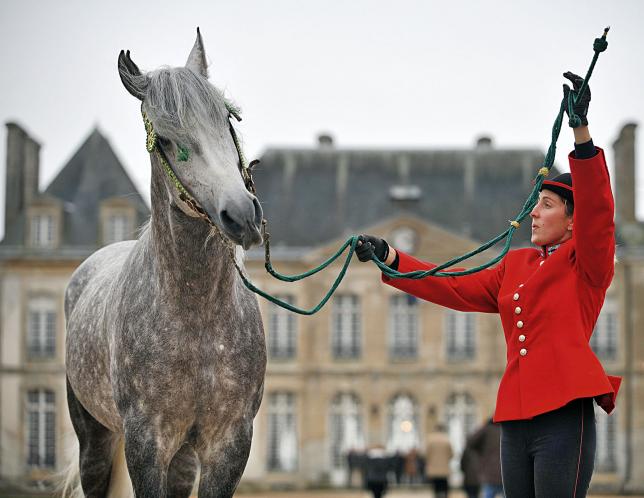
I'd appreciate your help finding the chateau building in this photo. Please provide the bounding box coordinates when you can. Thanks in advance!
[0,123,641,493]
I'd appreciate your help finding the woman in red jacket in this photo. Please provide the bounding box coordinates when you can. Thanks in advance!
[355,72,620,498]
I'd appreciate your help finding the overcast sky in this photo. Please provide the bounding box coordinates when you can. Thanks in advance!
[1,0,643,237]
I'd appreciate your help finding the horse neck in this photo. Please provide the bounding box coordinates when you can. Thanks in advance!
[147,154,238,300]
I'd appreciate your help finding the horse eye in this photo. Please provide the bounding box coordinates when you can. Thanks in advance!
[157,136,171,147]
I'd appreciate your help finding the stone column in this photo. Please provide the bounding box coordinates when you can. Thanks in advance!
[613,123,637,225]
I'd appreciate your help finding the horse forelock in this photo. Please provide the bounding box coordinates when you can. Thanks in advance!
[143,67,231,149]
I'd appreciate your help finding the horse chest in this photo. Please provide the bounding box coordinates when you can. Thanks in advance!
[113,304,265,410]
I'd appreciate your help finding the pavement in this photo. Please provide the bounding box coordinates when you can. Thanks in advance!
[233,490,641,497]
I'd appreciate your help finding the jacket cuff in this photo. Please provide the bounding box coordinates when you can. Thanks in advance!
[573,139,597,160]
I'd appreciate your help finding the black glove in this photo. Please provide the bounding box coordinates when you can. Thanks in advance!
[563,71,591,127]
[355,234,389,262]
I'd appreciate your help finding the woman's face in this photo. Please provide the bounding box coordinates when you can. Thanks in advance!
[530,190,573,246]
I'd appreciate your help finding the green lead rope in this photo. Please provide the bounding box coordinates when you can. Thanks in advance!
[241,28,609,315]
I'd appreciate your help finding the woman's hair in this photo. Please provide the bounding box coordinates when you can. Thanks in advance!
[563,198,574,217]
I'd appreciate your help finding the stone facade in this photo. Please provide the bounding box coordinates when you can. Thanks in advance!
[0,122,641,494]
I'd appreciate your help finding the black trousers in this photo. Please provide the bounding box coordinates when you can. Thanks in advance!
[464,484,481,498]
[500,398,596,498]
[429,477,449,498]
[367,482,387,498]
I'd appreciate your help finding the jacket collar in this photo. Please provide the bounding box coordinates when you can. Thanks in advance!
[539,237,572,258]
[540,244,560,258]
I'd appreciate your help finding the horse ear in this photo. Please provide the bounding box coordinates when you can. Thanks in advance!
[118,50,147,101]
[185,27,209,78]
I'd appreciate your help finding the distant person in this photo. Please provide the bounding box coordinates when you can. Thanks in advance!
[469,418,502,498]
[392,450,404,484]
[461,435,481,498]
[403,448,420,484]
[364,445,390,498]
[346,449,361,488]
[425,425,453,498]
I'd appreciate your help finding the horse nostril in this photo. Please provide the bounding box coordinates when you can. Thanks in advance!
[252,197,263,226]
[220,210,243,234]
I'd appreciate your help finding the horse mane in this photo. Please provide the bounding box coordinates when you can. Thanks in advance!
[143,67,231,150]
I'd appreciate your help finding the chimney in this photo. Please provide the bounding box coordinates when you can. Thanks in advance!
[317,133,334,149]
[4,123,40,236]
[613,123,637,224]
[476,136,493,150]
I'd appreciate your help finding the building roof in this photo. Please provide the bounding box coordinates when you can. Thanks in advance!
[253,142,557,249]
[1,128,149,253]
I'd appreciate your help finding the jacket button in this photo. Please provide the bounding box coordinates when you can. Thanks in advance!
[519,284,524,288]
[513,293,520,301]
[515,306,522,315]
[517,321,524,329]
[540,261,545,266]
[520,348,528,356]
[519,334,526,342]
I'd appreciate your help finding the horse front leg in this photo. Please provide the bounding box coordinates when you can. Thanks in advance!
[123,418,174,498]
[196,421,253,498]
[67,377,118,498]
[167,443,199,498]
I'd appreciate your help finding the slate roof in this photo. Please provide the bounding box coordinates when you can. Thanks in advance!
[1,128,149,254]
[253,144,559,249]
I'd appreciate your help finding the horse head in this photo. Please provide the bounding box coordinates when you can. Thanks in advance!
[117,28,263,250]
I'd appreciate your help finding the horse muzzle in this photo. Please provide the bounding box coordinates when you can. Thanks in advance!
[219,196,263,250]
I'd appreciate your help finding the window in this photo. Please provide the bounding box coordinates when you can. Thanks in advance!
[595,406,617,472]
[104,213,132,244]
[389,295,419,359]
[332,295,361,359]
[444,392,478,461]
[591,299,617,360]
[387,394,419,452]
[445,310,476,360]
[268,295,296,359]
[267,392,297,472]
[329,393,364,469]
[27,297,57,358]
[30,214,55,248]
[26,389,56,468]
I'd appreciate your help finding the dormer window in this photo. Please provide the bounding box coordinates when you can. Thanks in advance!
[105,213,132,244]
[30,214,55,248]
[100,199,136,246]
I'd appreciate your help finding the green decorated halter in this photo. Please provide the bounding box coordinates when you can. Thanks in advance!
[141,101,257,223]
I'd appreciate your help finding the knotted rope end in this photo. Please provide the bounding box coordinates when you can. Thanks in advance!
[594,26,609,52]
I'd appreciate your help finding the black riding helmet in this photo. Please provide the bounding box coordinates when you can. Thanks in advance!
[541,172,574,205]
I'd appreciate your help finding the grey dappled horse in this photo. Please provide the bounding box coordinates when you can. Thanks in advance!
[63,30,266,497]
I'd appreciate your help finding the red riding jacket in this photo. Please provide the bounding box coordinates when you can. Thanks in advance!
[382,148,621,422]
